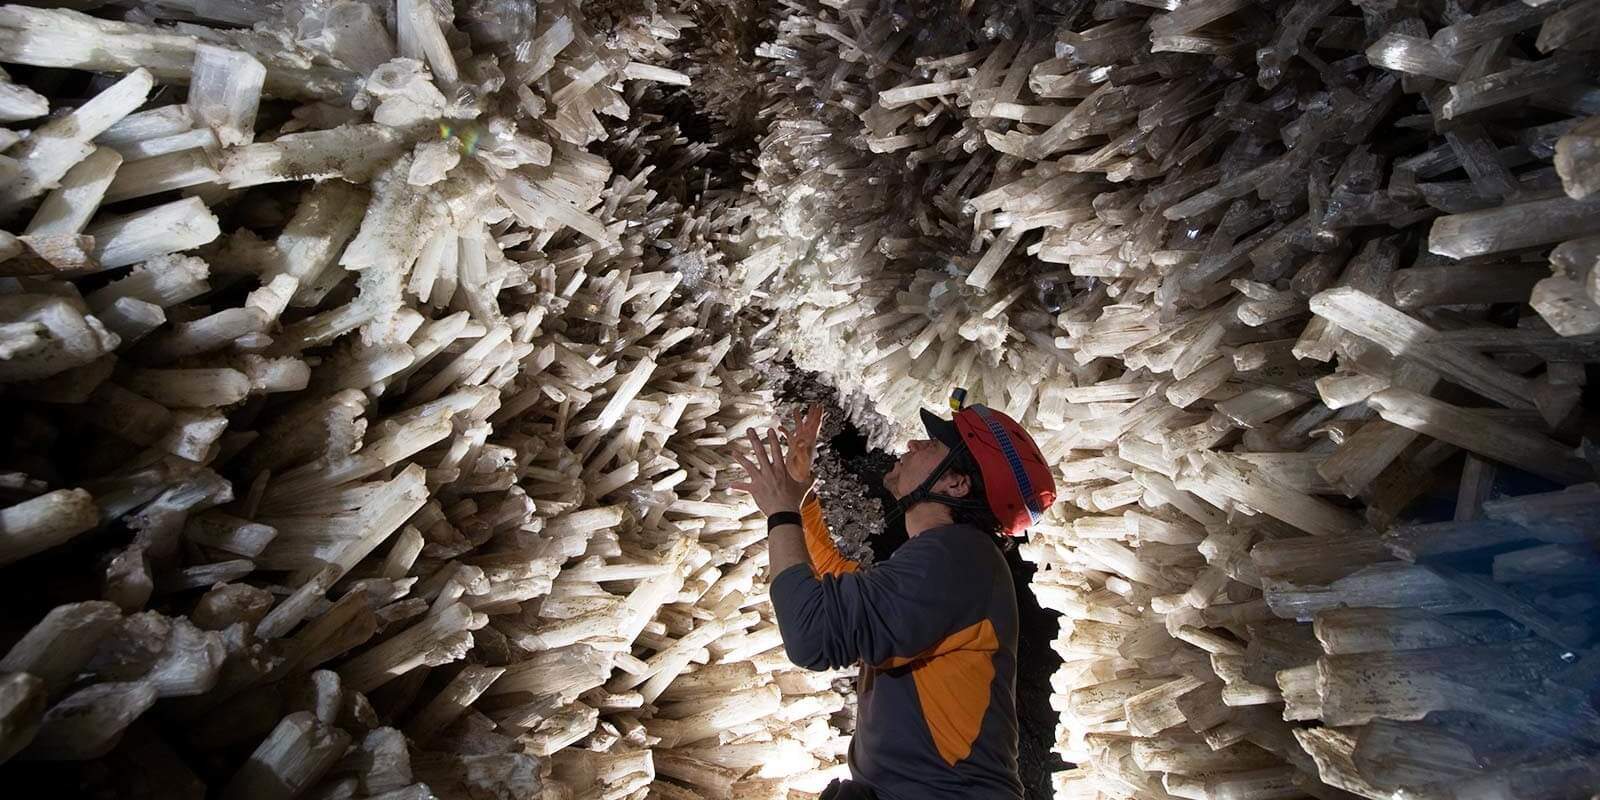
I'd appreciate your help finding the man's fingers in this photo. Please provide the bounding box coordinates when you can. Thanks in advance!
[766,427,785,466]
[761,428,780,469]
[732,451,762,483]
[746,428,771,470]
[803,405,824,443]
[730,481,750,492]
[732,450,758,475]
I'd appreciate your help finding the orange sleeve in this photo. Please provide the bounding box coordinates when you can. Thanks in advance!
[802,493,858,577]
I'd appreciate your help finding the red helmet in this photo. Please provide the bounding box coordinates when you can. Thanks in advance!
[918,398,1057,536]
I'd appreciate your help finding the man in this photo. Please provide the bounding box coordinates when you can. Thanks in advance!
[733,394,1058,800]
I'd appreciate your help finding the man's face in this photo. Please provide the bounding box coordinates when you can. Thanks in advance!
[882,437,951,498]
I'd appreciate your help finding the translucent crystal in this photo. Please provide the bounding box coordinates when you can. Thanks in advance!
[1555,116,1600,200]
[1537,0,1600,54]
[1365,33,1462,81]
[1441,56,1592,119]
[84,197,221,271]
[1432,0,1555,55]
[1368,388,1589,483]
[189,44,265,147]
[1391,262,1547,309]
[23,681,156,760]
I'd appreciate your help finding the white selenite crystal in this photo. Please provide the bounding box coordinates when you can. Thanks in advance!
[189,44,266,148]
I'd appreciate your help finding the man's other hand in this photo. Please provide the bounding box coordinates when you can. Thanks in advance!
[783,403,826,484]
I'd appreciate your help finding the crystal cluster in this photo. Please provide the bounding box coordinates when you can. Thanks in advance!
[735,0,1600,797]
[0,2,854,798]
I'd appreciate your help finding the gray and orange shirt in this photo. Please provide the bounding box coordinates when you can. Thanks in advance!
[770,495,1024,800]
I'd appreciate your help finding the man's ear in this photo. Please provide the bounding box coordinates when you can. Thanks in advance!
[938,470,971,499]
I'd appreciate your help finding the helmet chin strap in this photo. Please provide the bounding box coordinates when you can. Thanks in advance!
[888,446,988,520]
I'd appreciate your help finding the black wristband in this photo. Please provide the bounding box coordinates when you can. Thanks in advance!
[767,511,802,531]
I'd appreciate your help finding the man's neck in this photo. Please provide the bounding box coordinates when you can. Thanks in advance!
[904,503,956,538]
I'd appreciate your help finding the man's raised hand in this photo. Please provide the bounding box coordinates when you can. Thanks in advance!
[731,426,813,518]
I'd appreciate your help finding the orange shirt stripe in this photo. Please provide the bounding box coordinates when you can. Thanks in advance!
[908,619,999,766]
[802,493,858,577]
